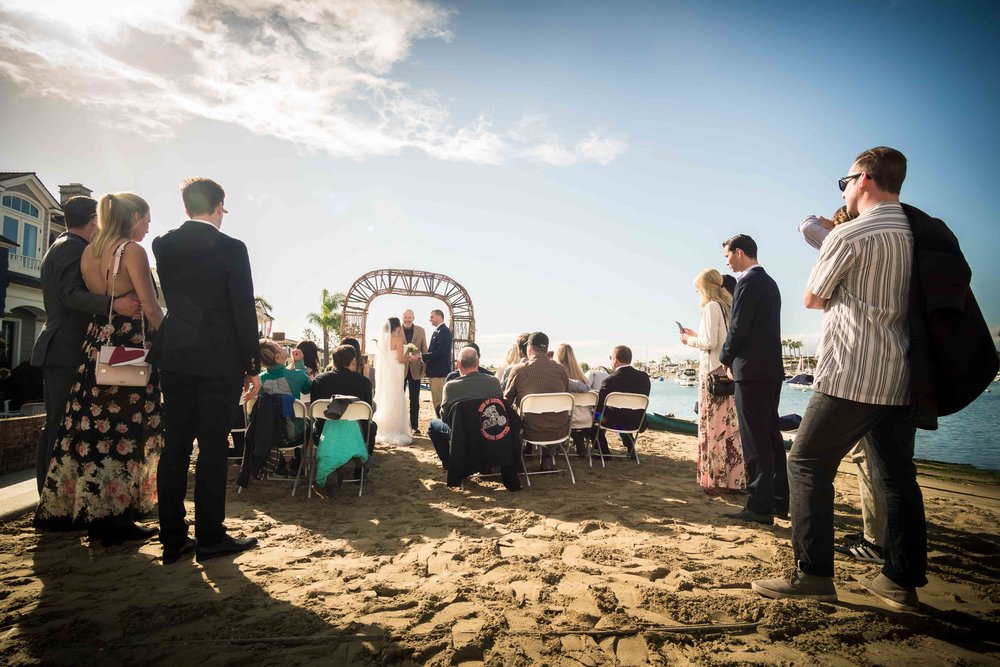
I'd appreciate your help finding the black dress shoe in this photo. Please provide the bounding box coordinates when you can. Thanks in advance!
[540,458,557,472]
[724,509,774,526]
[774,507,789,520]
[162,537,197,564]
[92,523,160,547]
[196,535,258,562]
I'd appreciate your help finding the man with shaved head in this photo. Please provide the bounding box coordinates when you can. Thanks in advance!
[401,309,427,434]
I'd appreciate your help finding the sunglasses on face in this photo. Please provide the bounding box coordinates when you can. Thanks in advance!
[838,173,863,192]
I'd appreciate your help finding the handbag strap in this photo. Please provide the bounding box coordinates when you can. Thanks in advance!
[105,241,147,347]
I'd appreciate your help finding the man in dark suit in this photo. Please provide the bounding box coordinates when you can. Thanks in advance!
[30,196,140,495]
[401,309,427,435]
[149,178,260,564]
[503,332,570,471]
[719,233,786,525]
[595,345,651,458]
[311,344,377,460]
[422,309,452,417]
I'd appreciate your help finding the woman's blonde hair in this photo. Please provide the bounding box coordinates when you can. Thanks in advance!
[91,193,149,258]
[694,268,733,312]
[502,340,522,368]
[555,343,588,384]
[260,340,282,368]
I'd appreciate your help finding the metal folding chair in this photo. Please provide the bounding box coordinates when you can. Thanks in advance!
[593,392,649,467]
[307,399,373,497]
[519,392,576,485]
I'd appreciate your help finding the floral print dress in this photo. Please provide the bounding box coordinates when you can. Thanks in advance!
[696,371,747,493]
[35,312,163,530]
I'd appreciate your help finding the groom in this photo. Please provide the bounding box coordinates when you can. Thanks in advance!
[422,309,452,418]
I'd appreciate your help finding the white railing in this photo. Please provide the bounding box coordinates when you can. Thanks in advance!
[8,253,41,275]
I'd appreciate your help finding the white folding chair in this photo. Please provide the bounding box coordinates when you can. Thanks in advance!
[308,399,373,497]
[237,395,309,491]
[593,392,650,467]
[19,401,46,416]
[519,392,576,485]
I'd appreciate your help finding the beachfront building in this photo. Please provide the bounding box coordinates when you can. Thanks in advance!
[0,173,94,374]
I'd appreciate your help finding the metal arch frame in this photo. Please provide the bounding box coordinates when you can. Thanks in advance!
[339,269,475,362]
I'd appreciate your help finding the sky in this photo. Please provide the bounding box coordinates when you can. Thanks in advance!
[2,0,998,367]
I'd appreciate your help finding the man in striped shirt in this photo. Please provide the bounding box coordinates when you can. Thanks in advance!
[753,147,925,613]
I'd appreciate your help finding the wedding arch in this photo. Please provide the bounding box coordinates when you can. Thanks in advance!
[339,269,475,361]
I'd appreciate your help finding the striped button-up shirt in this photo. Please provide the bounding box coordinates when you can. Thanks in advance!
[806,201,912,406]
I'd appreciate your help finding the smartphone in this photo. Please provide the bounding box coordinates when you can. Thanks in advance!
[676,321,684,332]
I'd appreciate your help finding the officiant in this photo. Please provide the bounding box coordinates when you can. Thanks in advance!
[401,309,428,436]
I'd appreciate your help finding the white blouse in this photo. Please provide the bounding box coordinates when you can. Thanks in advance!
[684,300,728,377]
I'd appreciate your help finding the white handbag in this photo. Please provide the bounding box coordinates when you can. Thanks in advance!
[95,241,151,387]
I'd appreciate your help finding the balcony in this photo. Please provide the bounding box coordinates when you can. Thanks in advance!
[8,252,41,277]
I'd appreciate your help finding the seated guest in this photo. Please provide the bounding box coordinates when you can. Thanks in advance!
[554,343,595,456]
[311,345,377,461]
[503,332,570,471]
[259,340,311,438]
[342,337,375,392]
[497,332,530,389]
[585,365,610,391]
[445,342,495,381]
[595,345,651,459]
[428,347,503,468]
[293,340,321,380]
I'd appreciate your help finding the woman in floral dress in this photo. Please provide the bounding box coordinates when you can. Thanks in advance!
[35,193,165,546]
[680,268,747,493]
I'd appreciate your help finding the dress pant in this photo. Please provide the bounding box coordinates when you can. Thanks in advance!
[404,373,421,430]
[595,430,634,453]
[37,365,77,495]
[157,370,242,549]
[428,377,446,417]
[733,380,787,515]
[790,392,925,586]
[847,435,885,547]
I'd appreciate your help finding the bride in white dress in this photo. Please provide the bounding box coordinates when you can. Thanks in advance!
[373,317,417,445]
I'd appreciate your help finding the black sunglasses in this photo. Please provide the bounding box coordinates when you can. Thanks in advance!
[838,173,863,192]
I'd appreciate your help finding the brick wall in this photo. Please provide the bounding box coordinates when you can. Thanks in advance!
[0,415,42,476]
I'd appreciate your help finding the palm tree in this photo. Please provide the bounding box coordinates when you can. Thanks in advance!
[307,289,345,362]
[254,295,274,339]
[790,340,803,358]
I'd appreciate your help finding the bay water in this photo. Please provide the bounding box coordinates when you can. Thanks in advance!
[647,380,1000,471]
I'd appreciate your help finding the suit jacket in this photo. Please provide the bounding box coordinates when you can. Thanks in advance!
[423,323,452,378]
[148,220,260,378]
[503,355,570,442]
[31,231,112,368]
[596,365,651,431]
[311,367,374,436]
[719,266,783,382]
[403,324,427,379]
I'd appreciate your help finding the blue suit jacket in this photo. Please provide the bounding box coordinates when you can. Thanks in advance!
[719,266,783,382]
[423,324,452,378]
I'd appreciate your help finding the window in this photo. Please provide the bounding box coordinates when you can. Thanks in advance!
[2,216,16,243]
[23,222,38,258]
[2,194,40,219]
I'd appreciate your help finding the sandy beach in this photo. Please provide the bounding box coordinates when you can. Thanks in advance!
[1,396,998,666]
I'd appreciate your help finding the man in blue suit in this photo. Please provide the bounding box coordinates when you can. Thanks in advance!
[422,309,452,417]
[719,234,787,525]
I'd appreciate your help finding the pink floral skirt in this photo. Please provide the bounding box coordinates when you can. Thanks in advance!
[696,373,747,493]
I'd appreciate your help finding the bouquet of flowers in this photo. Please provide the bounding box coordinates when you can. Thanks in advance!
[404,343,419,357]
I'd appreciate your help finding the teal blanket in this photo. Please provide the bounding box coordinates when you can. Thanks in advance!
[314,420,368,484]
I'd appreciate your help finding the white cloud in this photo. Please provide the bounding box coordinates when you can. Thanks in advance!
[0,0,625,166]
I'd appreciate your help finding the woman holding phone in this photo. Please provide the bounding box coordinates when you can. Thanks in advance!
[680,268,746,493]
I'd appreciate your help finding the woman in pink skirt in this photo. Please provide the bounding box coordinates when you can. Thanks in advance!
[681,269,747,493]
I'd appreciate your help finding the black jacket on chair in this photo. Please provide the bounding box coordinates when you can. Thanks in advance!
[447,398,521,490]
[148,220,260,378]
[719,266,783,382]
[238,393,286,486]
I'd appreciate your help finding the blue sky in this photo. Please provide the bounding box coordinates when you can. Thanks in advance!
[2,0,997,366]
